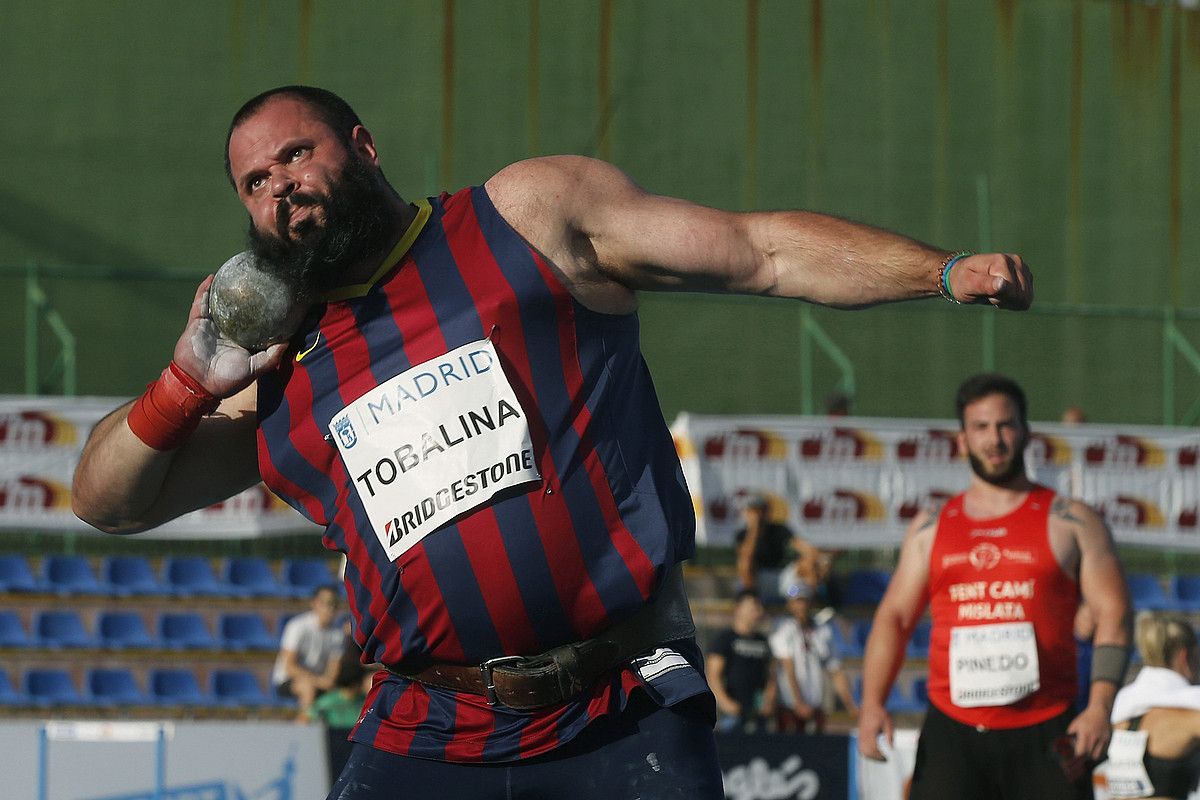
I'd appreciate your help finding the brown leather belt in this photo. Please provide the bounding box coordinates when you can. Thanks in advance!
[386,565,695,711]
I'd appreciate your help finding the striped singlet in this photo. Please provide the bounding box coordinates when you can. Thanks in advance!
[256,186,708,762]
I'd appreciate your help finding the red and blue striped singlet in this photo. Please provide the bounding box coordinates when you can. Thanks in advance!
[256,186,707,762]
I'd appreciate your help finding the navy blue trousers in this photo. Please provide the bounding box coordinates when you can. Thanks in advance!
[326,694,724,800]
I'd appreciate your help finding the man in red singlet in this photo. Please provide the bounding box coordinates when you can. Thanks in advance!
[857,373,1132,800]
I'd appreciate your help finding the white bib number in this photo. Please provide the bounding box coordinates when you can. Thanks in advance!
[329,339,541,561]
[948,621,1040,708]
[1104,729,1154,798]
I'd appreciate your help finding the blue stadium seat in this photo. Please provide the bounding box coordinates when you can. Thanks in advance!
[96,611,157,649]
[149,669,208,706]
[102,556,164,596]
[33,610,94,648]
[218,612,278,651]
[158,612,217,650]
[41,555,104,595]
[1173,576,1200,612]
[852,676,924,713]
[911,677,929,706]
[24,669,84,706]
[224,557,288,598]
[887,682,924,713]
[0,555,39,592]
[210,669,269,705]
[1127,574,1181,611]
[87,668,149,706]
[842,569,891,606]
[0,669,22,705]
[0,611,31,648]
[853,619,873,653]
[281,558,336,598]
[905,620,932,658]
[828,620,863,659]
[162,557,230,597]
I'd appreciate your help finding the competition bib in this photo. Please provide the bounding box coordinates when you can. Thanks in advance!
[329,339,541,561]
[1104,729,1154,798]
[948,621,1040,708]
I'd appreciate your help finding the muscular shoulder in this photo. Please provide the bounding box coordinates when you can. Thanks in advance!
[485,155,635,217]
[1048,494,1109,543]
[1048,494,1102,528]
[904,502,944,552]
[484,156,640,313]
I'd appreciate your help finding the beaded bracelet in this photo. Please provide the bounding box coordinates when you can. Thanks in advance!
[937,251,974,304]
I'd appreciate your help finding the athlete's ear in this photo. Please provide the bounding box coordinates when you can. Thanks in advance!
[956,428,967,459]
[349,125,379,166]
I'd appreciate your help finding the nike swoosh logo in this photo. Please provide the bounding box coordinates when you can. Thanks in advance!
[295,331,322,362]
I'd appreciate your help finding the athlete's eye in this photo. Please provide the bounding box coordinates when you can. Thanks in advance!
[288,147,308,161]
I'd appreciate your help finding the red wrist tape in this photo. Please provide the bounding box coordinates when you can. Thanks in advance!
[126,362,220,451]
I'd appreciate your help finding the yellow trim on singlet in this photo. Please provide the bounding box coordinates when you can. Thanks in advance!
[294,331,322,362]
[321,198,433,302]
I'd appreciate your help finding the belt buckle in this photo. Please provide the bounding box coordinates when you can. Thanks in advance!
[479,656,525,706]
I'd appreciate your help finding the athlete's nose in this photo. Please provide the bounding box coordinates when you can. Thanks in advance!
[270,168,297,199]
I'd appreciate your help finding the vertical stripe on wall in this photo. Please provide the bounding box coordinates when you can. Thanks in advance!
[597,0,614,161]
[441,0,456,188]
[744,0,759,209]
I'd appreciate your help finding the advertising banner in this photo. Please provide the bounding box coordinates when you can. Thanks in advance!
[0,396,319,538]
[718,731,850,800]
[673,413,1200,550]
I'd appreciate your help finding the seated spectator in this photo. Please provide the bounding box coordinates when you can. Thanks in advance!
[769,581,857,733]
[736,494,802,603]
[302,646,371,729]
[272,584,347,710]
[706,590,777,733]
[776,543,837,612]
[1106,612,1200,799]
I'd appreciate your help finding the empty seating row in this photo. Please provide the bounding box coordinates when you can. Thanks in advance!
[0,667,291,708]
[0,555,336,598]
[0,610,286,651]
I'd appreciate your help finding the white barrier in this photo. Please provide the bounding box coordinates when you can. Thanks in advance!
[3,719,329,800]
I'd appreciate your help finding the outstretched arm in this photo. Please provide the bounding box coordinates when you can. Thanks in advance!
[857,508,935,760]
[72,277,287,533]
[486,156,1032,314]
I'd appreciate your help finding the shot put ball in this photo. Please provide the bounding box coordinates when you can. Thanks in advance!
[209,251,311,351]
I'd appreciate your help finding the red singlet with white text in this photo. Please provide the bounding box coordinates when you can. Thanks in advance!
[926,486,1078,729]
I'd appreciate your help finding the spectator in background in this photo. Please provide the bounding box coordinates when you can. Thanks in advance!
[777,542,838,613]
[1106,611,1200,800]
[825,391,852,417]
[1062,405,1087,425]
[272,584,347,710]
[706,590,777,732]
[303,644,372,728]
[770,581,858,733]
[735,494,799,604]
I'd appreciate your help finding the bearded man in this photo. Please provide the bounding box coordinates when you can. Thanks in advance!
[857,373,1132,800]
[72,86,1034,799]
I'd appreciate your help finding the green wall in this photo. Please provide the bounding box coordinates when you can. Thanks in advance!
[3,1,1200,423]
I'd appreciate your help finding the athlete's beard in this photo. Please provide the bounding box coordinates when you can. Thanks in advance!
[247,155,397,293]
[966,438,1028,487]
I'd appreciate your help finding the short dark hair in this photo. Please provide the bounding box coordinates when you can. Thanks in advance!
[225,85,363,186]
[312,583,340,601]
[955,373,1028,427]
